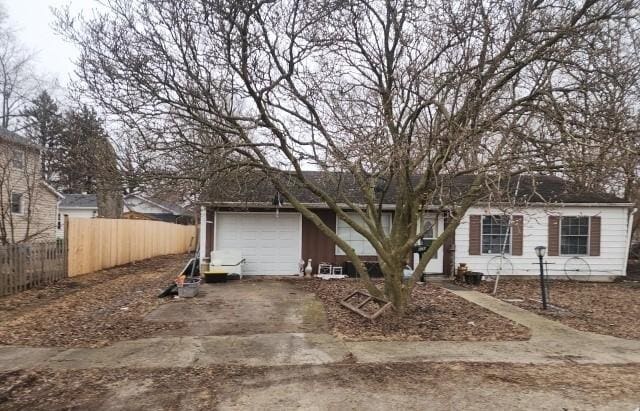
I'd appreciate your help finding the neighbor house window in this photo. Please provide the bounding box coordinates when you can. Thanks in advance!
[481,215,511,254]
[336,212,392,255]
[11,149,25,169]
[10,192,23,214]
[560,216,589,255]
[421,215,438,259]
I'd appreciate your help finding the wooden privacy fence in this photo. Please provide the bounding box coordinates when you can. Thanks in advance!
[66,218,196,277]
[0,241,67,297]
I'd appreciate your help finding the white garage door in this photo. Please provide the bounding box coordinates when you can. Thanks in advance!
[215,212,301,275]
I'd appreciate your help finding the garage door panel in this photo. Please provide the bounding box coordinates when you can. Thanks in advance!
[215,213,301,275]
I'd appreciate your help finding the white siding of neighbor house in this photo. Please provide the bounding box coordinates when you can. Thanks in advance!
[455,205,631,278]
[56,207,98,238]
[0,140,60,243]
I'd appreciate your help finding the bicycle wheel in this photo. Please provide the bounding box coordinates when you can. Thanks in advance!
[486,255,514,294]
[564,256,591,281]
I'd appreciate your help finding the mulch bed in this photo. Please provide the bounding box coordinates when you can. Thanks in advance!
[466,279,640,339]
[295,279,530,341]
[0,254,189,348]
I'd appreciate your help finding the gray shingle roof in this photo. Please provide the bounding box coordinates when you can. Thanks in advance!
[204,172,627,206]
[60,194,98,208]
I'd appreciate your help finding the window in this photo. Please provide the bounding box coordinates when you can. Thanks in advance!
[336,212,392,255]
[560,216,589,255]
[10,193,23,214]
[11,149,25,169]
[481,215,511,254]
[421,215,438,259]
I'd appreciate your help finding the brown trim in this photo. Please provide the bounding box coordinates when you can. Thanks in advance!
[589,216,601,256]
[469,215,481,255]
[301,210,337,272]
[548,216,560,256]
[511,215,524,256]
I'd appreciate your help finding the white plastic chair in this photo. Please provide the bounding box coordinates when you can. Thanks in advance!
[210,250,246,279]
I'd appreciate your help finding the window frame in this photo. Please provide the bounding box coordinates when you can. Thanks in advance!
[559,216,590,256]
[10,192,23,215]
[480,215,512,255]
[335,212,392,256]
[11,149,25,170]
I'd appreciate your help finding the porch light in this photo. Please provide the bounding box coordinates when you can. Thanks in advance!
[535,245,546,258]
[534,245,548,309]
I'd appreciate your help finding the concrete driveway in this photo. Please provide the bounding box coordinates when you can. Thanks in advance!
[145,280,328,336]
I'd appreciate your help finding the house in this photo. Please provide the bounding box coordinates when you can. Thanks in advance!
[198,173,636,280]
[123,193,193,224]
[0,128,63,244]
[57,194,99,237]
[57,192,193,237]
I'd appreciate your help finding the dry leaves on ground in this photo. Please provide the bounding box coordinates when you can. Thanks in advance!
[0,254,189,348]
[2,363,639,410]
[467,279,640,339]
[295,279,530,341]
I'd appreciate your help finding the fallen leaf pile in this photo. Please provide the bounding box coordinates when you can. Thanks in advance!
[0,254,189,348]
[294,279,530,341]
[467,279,640,339]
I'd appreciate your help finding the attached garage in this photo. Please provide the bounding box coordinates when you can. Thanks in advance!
[214,212,302,275]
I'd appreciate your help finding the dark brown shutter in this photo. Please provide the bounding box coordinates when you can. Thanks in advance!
[469,215,481,255]
[589,216,601,256]
[511,215,523,256]
[548,216,560,256]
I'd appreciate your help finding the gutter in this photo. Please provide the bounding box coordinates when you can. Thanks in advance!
[622,207,638,277]
[201,201,635,210]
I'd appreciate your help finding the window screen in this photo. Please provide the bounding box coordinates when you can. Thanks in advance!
[560,216,589,255]
[481,215,511,254]
[336,212,391,256]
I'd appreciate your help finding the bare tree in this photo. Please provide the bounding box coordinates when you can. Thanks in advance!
[57,0,637,312]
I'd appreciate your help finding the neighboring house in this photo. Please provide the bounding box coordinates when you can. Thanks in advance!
[198,173,635,280]
[0,128,63,244]
[57,192,192,237]
[57,194,99,238]
[123,193,193,224]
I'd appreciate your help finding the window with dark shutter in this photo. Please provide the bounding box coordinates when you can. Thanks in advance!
[481,215,511,254]
[560,216,589,255]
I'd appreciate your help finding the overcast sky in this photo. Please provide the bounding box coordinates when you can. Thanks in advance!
[3,0,96,89]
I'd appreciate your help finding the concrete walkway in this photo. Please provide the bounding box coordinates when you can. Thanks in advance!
[1,281,640,371]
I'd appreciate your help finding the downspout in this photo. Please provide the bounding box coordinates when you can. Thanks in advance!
[198,206,207,261]
[622,207,637,276]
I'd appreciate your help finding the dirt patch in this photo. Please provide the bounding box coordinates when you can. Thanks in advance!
[294,279,530,341]
[1,363,639,410]
[467,279,640,339]
[0,254,189,348]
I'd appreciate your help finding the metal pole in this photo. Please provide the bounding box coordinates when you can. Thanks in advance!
[538,255,548,309]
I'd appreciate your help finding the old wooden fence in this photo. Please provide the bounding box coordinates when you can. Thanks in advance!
[0,241,67,297]
[66,218,196,277]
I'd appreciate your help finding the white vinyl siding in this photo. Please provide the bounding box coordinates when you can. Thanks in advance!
[336,212,392,256]
[456,206,629,278]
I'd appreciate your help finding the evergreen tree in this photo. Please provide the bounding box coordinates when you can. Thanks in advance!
[20,90,64,185]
